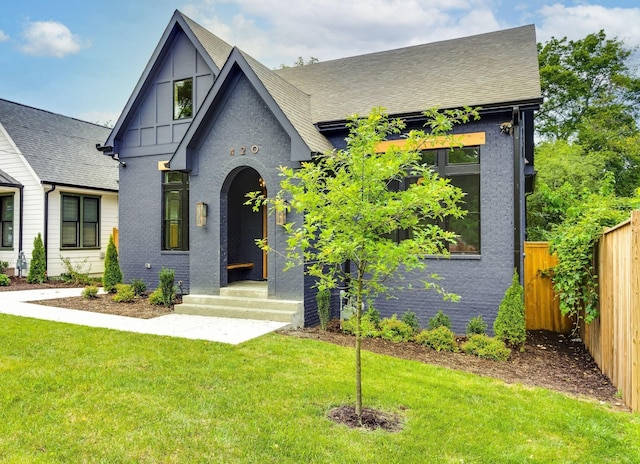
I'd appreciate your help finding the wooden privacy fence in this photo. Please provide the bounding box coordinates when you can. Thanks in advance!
[113,227,119,250]
[581,211,640,412]
[523,242,574,333]
[524,211,640,412]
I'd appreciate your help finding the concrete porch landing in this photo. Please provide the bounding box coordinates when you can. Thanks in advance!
[174,281,304,328]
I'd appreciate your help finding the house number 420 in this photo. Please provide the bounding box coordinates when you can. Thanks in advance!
[229,145,259,156]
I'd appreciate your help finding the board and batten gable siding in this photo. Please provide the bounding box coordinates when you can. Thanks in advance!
[187,73,304,300]
[122,30,214,152]
[45,188,118,277]
[0,122,45,272]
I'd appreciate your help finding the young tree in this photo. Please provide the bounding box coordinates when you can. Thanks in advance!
[248,106,478,421]
[27,233,46,284]
[103,234,123,293]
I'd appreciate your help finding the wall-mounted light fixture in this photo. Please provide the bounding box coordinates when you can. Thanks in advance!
[275,200,287,226]
[196,202,208,227]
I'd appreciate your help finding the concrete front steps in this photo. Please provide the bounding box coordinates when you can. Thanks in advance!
[174,281,304,328]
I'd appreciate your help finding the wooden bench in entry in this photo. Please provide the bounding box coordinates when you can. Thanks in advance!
[227,262,254,271]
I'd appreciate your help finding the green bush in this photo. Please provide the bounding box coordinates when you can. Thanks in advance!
[402,310,421,334]
[0,260,9,274]
[462,334,511,361]
[364,306,381,327]
[415,326,459,352]
[103,234,123,293]
[427,310,451,330]
[494,270,526,349]
[27,233,46,284]
[82,286,99,299]
[379,314,415,342]
[316,288,331,330]
[342,314,379,338]
[158,267,176,307]
[148,288,164,306]
[0,274,10,286]
[130,278,147,297]
[466,315,488,336]
[112,284,135,303]
[60,257,92,285]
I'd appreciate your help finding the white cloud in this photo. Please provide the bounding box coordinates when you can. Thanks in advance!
[536,4,640,47]
[183,0,505,68]
[0,30,8,42]
[20,20,89,58]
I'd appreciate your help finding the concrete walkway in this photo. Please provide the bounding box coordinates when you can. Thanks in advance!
[0,288,289,345]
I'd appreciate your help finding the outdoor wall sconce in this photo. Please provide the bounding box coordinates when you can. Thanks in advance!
[196,202,208,227]
[275,200,287,226]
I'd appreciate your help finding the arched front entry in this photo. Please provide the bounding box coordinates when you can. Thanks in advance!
[221,167,266,284]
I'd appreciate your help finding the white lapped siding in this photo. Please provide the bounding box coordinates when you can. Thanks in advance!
[46,188,118,277]
[0,123,44,274]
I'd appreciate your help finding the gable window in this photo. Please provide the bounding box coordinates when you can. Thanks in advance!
[162,171,189,250]
[0,195,14,249]
[61,194,100,248]
[173,78,193,120]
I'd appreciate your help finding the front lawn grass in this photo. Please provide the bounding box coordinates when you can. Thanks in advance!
[0,314,638,463]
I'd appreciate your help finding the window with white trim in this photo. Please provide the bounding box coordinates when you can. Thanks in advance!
[0,195,14,249]
[61,194,100,248]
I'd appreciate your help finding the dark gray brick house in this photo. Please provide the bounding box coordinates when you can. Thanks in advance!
[101,10,541,332]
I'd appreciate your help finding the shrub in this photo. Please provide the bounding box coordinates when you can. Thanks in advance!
[148,288,164,306]
[316,288,331,330]
[60,257,92,285]
[342,314,379,338]
[379,315,415,342]
[27,233,46,284]
[415,326,459,352]
[112,284,135,303]
[462,334,511,361]
[158,267,176,307]
[0,274,10,286]
[82,286,99,299]
[364,306,381,327]
[466,315,488,336]
[0,260,9,274]
[427,310,451,330]
[103,234,123,293]
[130,278,147,296]
[494,270,526,349]
[402,310,421,334]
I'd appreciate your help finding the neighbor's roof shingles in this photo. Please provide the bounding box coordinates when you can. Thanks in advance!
[0,99,117,191]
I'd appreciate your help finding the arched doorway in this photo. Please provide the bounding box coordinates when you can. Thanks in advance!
[223,167,266,283]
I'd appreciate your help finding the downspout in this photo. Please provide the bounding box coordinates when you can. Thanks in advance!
[18,185,24,252]
[44,184,56,273]
[512,106,523,282]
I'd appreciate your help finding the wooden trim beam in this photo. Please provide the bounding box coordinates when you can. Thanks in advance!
[375,132,485,153]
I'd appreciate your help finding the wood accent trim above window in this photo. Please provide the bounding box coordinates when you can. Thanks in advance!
[158,161,170,171]
[376,132,485,153]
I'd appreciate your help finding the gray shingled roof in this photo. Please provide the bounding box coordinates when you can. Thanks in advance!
[0,99,117,191]
[181,13,233,71]
[0,169,21,186]
[274,25,542,123]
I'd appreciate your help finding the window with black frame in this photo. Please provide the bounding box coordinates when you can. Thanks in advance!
[162,171,189,250]
[173,78,193,120]
[0,195,14,249]
[61,194,100,248]
[397,146,481,254]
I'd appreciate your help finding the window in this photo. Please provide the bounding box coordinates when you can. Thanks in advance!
[425,146,480,253]
[61,194,100,248]
[393,146,480,254]
[173,78,193,120]
[0,195,14,249]
[162,171,189,250]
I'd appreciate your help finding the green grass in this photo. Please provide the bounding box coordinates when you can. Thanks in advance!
[1,314,638,463]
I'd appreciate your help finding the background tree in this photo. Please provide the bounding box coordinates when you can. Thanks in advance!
[27,233,46,284]
[248,106,478,422]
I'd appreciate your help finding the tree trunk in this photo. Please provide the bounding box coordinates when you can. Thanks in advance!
[355,277,363,422]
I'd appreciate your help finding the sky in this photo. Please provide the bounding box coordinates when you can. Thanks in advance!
[1,0,639,125]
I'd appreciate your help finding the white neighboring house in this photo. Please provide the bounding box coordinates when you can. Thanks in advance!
[0,98,118,278]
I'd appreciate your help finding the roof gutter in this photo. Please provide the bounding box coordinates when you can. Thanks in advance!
[40,180,118,194]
